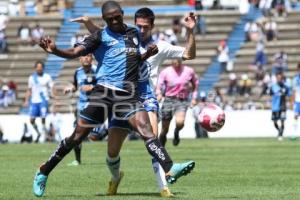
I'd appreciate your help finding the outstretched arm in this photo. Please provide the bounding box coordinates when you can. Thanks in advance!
[70,16,101,34]
[40,36,85,59]
[181,12,196,60]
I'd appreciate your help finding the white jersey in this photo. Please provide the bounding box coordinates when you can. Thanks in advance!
[28,73,53,103]
[140,39,185,88]
[293,75,300,102]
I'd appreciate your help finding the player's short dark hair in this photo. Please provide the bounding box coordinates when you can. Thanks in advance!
[102,1,122,15]
[34,61,44,69]
[135,7,155,25]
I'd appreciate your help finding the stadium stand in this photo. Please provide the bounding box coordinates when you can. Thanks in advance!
[214,9,300,109]
[0,14,63,114]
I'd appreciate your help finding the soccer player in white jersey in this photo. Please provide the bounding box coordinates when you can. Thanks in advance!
[292,64,300,135]
[71,8,196,197]
[24,61,53,143]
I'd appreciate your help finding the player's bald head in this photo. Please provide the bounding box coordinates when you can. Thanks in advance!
[102,1,122,15]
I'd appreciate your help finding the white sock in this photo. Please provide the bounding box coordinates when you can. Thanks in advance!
[106,155,120,182]
[152,159,168,191]
[293,120,298,136]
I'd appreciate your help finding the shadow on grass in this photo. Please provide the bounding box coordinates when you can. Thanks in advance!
[95,192,184,198]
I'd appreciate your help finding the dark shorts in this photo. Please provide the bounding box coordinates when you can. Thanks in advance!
[161,97,189,121]
[79,85,144,126]
[108,97,159,131]
[272,111,286,121]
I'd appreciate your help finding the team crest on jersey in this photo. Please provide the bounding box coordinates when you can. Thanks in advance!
[133,37,138,45]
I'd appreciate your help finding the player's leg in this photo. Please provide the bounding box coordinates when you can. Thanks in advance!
[158,98,173,146]
[106,127,128,195]
[33,119,93,197]
[128,110,195,184]
[33,91,107,197]
[173,111,186,146]
[293,102,300,135]
[148,110,173,197]
[40,101,48,135]
[172,99,188,146]
[159,119,171,146]
[69,144,82,166]
[279,111,286,138]
[29,103,41,143]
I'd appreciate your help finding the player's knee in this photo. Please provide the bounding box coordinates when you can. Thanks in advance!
[107,148,119,158]
[176,122,184,130]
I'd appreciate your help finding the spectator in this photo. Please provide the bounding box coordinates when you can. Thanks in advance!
[8,0,20,16]
[0,85,9,108]
[0,123,8,144]
[47,105,62,142]
[274,0,287,17]
[251,41,267,71]
[195,14,206,36]
[7,80,17,97]
[227,73,238,95]
[238,74,252,96]
[70,33,84,47]
[259,0,273,16]
[0,11,8,31]
[244,21,263,42]
[20,123,33,143]
[239,0,250,15]
[164,17,181,45]
[31,23,44,45]
[272,50,288,74]
[264,17,277,41]
[193,91,208,138]
[0,30,8,53]
[217,39,230,73]
[17,23,32,45]
[213,87,224,107]
[259,72,271,96]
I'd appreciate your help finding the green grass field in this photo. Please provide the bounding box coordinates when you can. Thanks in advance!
[1,138,300,200]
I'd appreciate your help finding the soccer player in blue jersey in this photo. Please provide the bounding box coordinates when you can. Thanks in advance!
[33,1,195,197]
[270,71,292,141]
[24,61,53,143]
[65,53,103,166]
[71,8,196,197]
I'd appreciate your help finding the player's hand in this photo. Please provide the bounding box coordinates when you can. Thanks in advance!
[182,12,196,31]
[64,87,73,94]
[39,36,56,53]
[81,85,94,92]
[156,94,163,102]
[141,44,158,61]
[147,44,158,57]
[70,16,90,24]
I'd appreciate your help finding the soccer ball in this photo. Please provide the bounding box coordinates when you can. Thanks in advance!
[198,103,225,132]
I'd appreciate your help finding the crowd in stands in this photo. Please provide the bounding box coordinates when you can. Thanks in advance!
[0,78,17,108]
[17,22,44,46]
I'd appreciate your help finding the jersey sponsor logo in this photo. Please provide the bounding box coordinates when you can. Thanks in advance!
[109,47,138,56]
[107,39,119,46]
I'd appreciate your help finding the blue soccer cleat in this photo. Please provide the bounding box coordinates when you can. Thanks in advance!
[33,172,48,197]
[166,161,195,184]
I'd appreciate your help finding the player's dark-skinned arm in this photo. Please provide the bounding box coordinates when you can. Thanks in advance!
[181,12,196,60]
[70,16,101,33]
[141,44,158,62]
[39,36,85,59]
